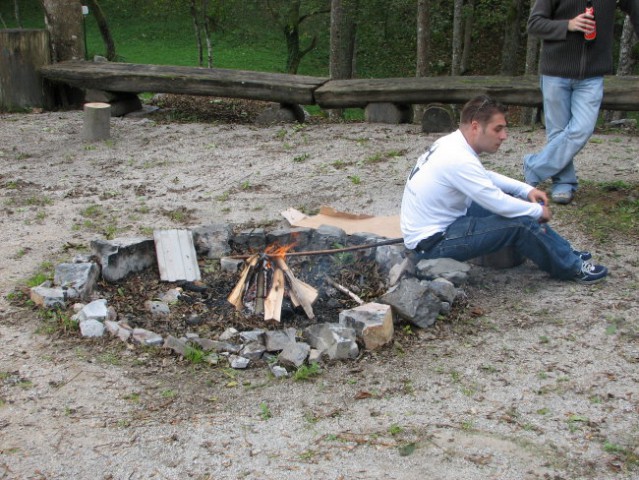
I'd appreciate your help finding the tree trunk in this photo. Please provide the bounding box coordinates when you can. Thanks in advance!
[500,0,523,75]
[41,0,85,62]
[607,15,637,122]
[451,0,463,75]
[13,0,22,27]
[189,0,204,66]
[85,0,116,61]
[459,0,474,75]
[202,0,213,67]
[329,0,358,119]
[416,0,432,77]
[41,0,85,107]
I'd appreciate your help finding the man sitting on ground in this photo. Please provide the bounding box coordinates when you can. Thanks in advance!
[400,95,607,283]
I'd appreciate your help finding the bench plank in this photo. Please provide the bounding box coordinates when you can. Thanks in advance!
[40,61,328,105]
[39,61,639,111]
[315,75,639,110]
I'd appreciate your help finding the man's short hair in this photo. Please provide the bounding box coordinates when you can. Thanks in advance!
[460,95,507,125]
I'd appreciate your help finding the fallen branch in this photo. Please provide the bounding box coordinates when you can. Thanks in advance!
[229,237,404,260]
[324,276,364,305]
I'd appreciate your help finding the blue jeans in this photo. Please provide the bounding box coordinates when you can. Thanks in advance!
[415,204,582,280]
[524,75,603,193]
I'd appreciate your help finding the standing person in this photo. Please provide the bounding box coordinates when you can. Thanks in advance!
[401,95,608,283]
[524,0,639,204]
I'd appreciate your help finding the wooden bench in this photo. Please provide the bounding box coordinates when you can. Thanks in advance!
[40,61,328,106]
[39,60,639,114]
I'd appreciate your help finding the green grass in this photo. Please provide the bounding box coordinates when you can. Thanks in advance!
[556,181,639,243]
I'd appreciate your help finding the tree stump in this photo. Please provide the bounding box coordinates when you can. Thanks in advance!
[82,102,111,141]
[0,29,53,111]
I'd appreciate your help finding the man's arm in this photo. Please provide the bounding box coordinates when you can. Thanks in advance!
[528,0,569,40]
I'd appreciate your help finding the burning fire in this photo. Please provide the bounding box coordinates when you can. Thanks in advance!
[227,240,317,322]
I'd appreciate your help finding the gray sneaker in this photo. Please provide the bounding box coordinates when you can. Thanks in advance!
[552,190,574,204]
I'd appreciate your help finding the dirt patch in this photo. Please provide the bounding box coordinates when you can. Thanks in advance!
[1,103,638,479]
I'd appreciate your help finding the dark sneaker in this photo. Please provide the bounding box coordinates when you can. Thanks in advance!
[573,250,592,261]
[575,261,608,284]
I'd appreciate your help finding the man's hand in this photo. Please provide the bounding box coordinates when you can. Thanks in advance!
[538,205,552,223]
[527,188,549,205]
[568,13,596,34]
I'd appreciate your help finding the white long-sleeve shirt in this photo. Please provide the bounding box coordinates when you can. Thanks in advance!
[401,130,543,249]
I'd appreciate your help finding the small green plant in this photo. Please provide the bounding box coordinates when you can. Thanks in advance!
[293,362,321,381]
[293,153,310,163]
[161,389,177,399]
[348,175,361,185]
[215,190,230,202]
[123,392,141,403]
[240,180,251,190]
[331,159,347,169]
[184,345,205,364]
[259,401,272,420]
[388,424,403,435]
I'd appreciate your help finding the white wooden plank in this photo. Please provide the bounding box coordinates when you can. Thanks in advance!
[153,229,201,282]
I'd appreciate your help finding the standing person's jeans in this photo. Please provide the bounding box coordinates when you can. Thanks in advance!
[413,204,582,280]
[523,75,604,194]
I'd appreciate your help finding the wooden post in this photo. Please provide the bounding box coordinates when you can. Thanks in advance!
[82,102,111,141]
[0,29,53,111]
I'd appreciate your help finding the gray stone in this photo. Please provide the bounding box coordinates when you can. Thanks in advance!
[365,102,411,124]
[415,258,471,286]
[219,327,239,342]
[375,243,407,274]
[30,285,66,309]
[231,228,266,251]
[204,353,220,365]
[241,341,266,361]
[388,257,414,286]
[158,288,182,304]
[264,328,297,352]
[265,227,313,248]
[270,365,289,378]
[132,328,163,346]
[104,320,131,341]
[91,237,156,283]
[192,338,241,354]
[109,95,143,117]
[427,278,459,304]
[54,262,100,300]
[79,319,105,338]
[192,224,232,258]
[379,277,441,328]
[220,257,244,273]
[307,224,347,251]
[229,355,250,369]
[144,300,170,318]
[302,323,358,360]
[74,299,108,322]
[255,102,307,125]
[164,335,188,356]
[339,303,394,350]
[239,329,266,345]
[278,342,311,369]
[308,348,321,364]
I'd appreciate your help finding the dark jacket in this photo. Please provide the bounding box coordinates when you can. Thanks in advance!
[528,0,639,79]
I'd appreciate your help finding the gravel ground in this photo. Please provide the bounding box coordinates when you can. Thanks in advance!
[0,109,638,480]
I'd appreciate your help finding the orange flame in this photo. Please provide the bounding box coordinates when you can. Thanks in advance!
[265,241,297,258]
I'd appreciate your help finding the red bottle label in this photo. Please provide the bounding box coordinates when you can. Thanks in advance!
[584,6,596,41]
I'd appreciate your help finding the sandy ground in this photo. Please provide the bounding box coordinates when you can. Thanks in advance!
[0,109,638,480]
